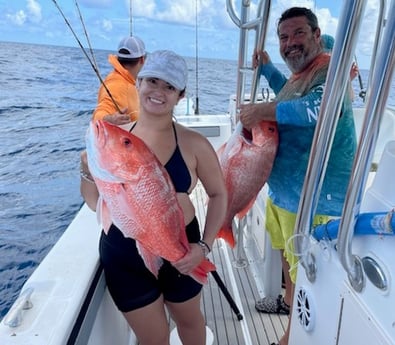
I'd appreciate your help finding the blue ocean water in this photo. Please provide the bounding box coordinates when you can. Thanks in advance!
[0,41,394,319]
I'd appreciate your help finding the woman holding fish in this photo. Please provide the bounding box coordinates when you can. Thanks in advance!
[80,50,227,345]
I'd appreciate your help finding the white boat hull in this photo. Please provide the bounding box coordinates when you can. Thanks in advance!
[290,235,395,345]
[290,140,395,345]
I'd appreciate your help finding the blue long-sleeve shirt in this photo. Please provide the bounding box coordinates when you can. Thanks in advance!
[260,61,287,94]
[260,58,357,215]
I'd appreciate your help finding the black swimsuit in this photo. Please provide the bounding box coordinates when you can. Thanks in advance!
[130,122,192,193]
[99,122,201,312]
[164,123,192,193]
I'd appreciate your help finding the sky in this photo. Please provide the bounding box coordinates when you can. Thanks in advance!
[0,0,387,69]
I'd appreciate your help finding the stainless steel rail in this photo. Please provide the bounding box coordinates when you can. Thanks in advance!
[295,0,394,291]
[293,0,368,282]
[225,0,272,264]
[338,0,395,292]
[226,0,271,119]
[364,0,387,99]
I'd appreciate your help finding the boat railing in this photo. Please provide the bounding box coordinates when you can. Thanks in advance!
[226,0,271,119]
[225,0,275,267]
[363,0,387,101]
[292,0,368,282]
[337,0,395,292]
[294,0,394,291]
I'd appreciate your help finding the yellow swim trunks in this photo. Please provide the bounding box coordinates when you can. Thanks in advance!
[265,197,334,283]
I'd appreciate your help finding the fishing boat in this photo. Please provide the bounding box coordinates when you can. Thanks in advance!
[1,0,395,344]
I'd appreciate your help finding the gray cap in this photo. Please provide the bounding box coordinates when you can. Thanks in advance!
[117,36,146,59]
[138,50,188,90]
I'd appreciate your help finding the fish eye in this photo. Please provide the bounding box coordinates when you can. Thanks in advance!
[122,137,132,146]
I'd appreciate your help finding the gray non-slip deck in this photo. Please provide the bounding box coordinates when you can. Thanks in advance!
[190,182,288,345]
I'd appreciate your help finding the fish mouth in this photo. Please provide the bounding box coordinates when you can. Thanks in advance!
[241,127,253,142]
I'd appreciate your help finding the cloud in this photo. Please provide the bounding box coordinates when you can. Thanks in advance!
[101,19,113,32]
[6,10,27,26]
[6,0,42,26]
[27,0,42,23]
[316,8,338,36]
[132,0,226,27]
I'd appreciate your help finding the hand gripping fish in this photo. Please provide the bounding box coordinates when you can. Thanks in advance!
[216,121,279,247]
[85,120,215,284]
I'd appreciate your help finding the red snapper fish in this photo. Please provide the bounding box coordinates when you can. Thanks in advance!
[85,120,215,284]
[216,121,279,247]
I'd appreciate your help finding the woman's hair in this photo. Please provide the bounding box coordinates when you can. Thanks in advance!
[277,7,319,34]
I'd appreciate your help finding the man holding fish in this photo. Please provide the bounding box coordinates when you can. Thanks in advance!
[80,50,227,345]
[239,7,357,345]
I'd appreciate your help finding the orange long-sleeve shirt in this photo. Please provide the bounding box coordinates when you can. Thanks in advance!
[92,55,139,121]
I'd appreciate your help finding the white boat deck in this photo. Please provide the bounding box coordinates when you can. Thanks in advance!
[182,181,288,345]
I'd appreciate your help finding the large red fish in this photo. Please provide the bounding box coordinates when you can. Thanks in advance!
[85,120,215,284]
[216,121,279,247]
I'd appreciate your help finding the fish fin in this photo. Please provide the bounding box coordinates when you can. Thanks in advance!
[236,197,257,219]
[216,142,225,157]
[96,197,112,234]
[190,259,216,284]
[136,242,163,277]
[216,226,236,248]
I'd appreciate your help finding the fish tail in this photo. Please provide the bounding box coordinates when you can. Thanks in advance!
[236,197,256,219]
[216,226,236,248]
[190,259,216,284]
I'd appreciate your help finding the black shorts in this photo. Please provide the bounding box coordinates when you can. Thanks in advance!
[99,217,203,312]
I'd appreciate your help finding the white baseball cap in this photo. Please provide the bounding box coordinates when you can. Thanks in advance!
[117,36,146,59]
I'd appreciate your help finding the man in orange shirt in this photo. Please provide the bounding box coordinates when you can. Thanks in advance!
[93,36,146,125]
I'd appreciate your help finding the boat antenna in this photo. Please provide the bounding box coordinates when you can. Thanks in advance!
[194,0,200,114]
[74,0,100,73]
[51,0,122,113]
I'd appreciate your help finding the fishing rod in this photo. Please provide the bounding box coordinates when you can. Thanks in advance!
[354,54,366,101]
[51,0,122,113]
[74,0,100,73]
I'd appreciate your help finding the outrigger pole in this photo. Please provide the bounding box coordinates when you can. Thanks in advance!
[194,0,200,114]
[129,0,133,36]
[51,0,122,113]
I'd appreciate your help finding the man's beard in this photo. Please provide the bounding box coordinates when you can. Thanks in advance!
[283,44,320,74]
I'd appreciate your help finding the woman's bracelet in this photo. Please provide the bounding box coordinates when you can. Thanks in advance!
[198,240,211,257]
[80,169,95,183]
